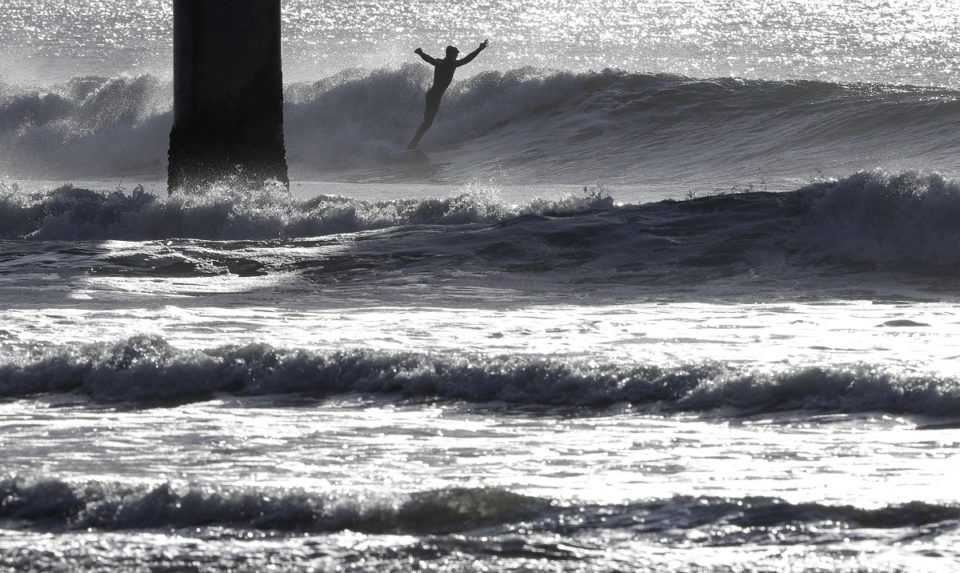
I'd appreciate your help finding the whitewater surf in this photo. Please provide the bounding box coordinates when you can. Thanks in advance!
[3,1,960,571]
[4,68,960,190]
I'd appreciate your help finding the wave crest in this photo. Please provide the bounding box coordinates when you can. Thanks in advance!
[2,335,957,416]
[2,475,956,535]
[6,171,960,281]
[0,181,613,241]
[807,171,960,270]
[3,69,959,182]
[0,75,170,176]
[0,477,546,534]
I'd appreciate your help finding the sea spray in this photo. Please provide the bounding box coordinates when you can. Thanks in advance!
[3,69,959,182]
[4,172,960,274]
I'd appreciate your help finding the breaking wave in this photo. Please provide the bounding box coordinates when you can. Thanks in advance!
[3,68,960,182]
[1,335,957,416]
[0,180,610,240]
[1,475,956,537]
[3,171,960,276]
[0,75,170,177]
[0,477,547,535]
[283,66,960,182]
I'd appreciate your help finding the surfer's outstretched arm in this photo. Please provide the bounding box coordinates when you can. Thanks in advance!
[456,40,489,67]
[414,48,439,66]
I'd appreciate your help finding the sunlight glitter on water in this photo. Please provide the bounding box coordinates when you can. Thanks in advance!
[2,0,959,86]
[1,397,955,508]
[3,302,960,378]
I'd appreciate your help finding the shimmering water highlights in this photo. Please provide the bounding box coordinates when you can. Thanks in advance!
[2,0,960,86]
[3,2,960,571]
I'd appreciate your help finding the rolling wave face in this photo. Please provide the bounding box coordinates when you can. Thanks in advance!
[1,335,957,415]
[1,476,956,537]
[202,68,960,183]
[3,171,960,279]
[3,68,960,183]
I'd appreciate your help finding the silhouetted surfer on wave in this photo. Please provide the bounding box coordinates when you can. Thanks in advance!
[408,40,489,150]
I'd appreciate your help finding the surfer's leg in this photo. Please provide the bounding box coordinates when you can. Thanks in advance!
[408,92,442,149]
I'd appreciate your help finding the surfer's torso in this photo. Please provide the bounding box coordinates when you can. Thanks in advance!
[431,60,458,93]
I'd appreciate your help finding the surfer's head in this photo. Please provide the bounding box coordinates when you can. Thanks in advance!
[445,46,459,60]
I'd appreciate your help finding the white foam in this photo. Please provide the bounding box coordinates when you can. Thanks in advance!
[3,69,958,185]
[1,335,957,416]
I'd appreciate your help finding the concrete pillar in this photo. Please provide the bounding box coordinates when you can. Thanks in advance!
[168,0,289,193]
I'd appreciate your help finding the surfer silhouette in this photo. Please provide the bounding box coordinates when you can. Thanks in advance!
[408,40,489,150]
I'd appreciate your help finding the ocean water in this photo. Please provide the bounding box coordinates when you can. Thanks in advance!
[2,1,960,572]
